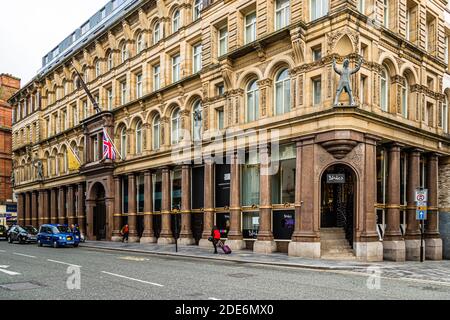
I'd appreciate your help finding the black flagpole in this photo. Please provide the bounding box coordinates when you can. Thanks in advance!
[71,63,102,114]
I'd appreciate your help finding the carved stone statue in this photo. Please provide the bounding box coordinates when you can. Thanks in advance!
[193,107,203,142]
[333,57,363,106]
[34,160,44,181]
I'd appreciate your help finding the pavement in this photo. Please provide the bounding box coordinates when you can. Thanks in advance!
[82,240,450,286]
[1,240,450,300]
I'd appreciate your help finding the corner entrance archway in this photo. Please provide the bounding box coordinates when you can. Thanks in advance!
[321,164,356,247]
[92,183,107,241]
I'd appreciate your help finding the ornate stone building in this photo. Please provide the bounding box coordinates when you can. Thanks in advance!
[10,0,450,261]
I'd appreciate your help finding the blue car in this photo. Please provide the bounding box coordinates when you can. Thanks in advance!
[37,224,80,248]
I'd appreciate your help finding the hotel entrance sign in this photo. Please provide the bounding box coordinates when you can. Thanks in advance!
[327,174,346,184]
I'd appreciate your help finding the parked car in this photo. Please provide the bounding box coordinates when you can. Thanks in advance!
[7,225,38,244]
[0,225,7,240]
[37,224,80,248]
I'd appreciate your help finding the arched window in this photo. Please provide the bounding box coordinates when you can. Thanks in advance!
[153,115,161,150]
[193,0,203,21]
[171,108,182,145]
[107,51,114,71]
[46,155,51,177]
[136,32,145,54]
[275,69,291,115]
[135,121,143,154]
[95,59,101,78]
[246,80,259,122]
[401,77,408,118]
[173,9,180,33]
[192,100,203,142]
[275,0,290,30]
[121,43,128,63]
[380,67,389,112]
[153,22,161,44]
[120,127,127,159]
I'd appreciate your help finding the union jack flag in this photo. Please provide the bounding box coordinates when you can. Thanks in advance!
[103,128,117,160]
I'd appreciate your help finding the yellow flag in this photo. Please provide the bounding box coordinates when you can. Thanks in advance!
[68,146,81,171]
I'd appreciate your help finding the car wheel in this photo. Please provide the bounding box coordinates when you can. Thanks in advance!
[38,239,43,247]
[8,236,13,244]
[74,244,79,248]
[53,240,58,248]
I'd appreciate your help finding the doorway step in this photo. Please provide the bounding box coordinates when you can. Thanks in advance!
[320,228,356,260]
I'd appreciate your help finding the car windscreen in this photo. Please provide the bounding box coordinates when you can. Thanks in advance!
[23,226,38,234]
[53,226,71,234]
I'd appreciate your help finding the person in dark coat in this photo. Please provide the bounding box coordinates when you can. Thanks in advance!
[211,226,221,254]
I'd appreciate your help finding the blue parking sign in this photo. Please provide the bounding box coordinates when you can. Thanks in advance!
[416,210,427,220]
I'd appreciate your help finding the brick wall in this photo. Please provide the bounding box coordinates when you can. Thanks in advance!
[0,74,20,203]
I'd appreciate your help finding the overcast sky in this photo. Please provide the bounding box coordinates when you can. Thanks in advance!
[0,0,107,87]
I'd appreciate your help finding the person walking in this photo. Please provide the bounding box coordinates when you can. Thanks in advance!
[121,224,129,243]
[211,226,221,254]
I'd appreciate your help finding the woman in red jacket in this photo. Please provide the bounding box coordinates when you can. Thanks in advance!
[211,226,221,254]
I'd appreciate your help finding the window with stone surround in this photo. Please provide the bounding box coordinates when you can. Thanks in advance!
[380,66,389,112]
[152,115,161,151]
[172,9,180,33]
[275,0,290,30]
[406,0,418,44]
[275,68,291,115]
[426,13,437,55]
[244,11,257,44]
[310,0,329,21]
[246,79,259,122]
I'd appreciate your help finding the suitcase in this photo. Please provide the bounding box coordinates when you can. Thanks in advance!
[221,243,232,255]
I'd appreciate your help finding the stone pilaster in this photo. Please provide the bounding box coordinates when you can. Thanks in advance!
[67,186,75,227]
[43,190,50,224]
[58,187,66,225]
[17,193,24,225]
[38,190,45,226]
[50,189,58,224]
[77,183,86,235]
[127,173,140,243]
[425,153,443,260]
[354,135,383,262]
[227,152,246,250]
[158,167,175,244]
[141,170,157,243]
[199,158,215,248]
[384,143,406,262]
[25,192,31,225]
[179,164,195,245]
[289,136,321,259]
[254,146,277,254]
[405,149,422,261]
[112,176,123,242]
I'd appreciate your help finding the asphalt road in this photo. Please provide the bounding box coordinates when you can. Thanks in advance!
[1,240,450,300]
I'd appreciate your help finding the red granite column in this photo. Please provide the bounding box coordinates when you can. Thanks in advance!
[288,136,320,258]
[58,187,66,225]
[127,173,139,242]
[112,176,123,242]
[67,186,75,227]
[77,183,86,235]
[24,192,31,226]
[227,152,245,250]
[405,149,422,260]
[425,153,443,260]
[43,190,50,224]
[158,167,175,244]
[141,170,156,243]
[50,189,58,224]
[353,135,383,261]
[179,164,195,245]
[86,199,95,240]
[31,192,38,228]
[254,146,276,253]
[199,158,215,247]
[38,190,45,227]
[384,143,406,261]
[17,193,24,225]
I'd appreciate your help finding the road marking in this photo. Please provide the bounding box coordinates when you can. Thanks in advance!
[101,271,164,287]
[0,266,21,276]
[0,250,6,253]
[13,253,36,259]
[208,297,221,300]
[47,259,82,268]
